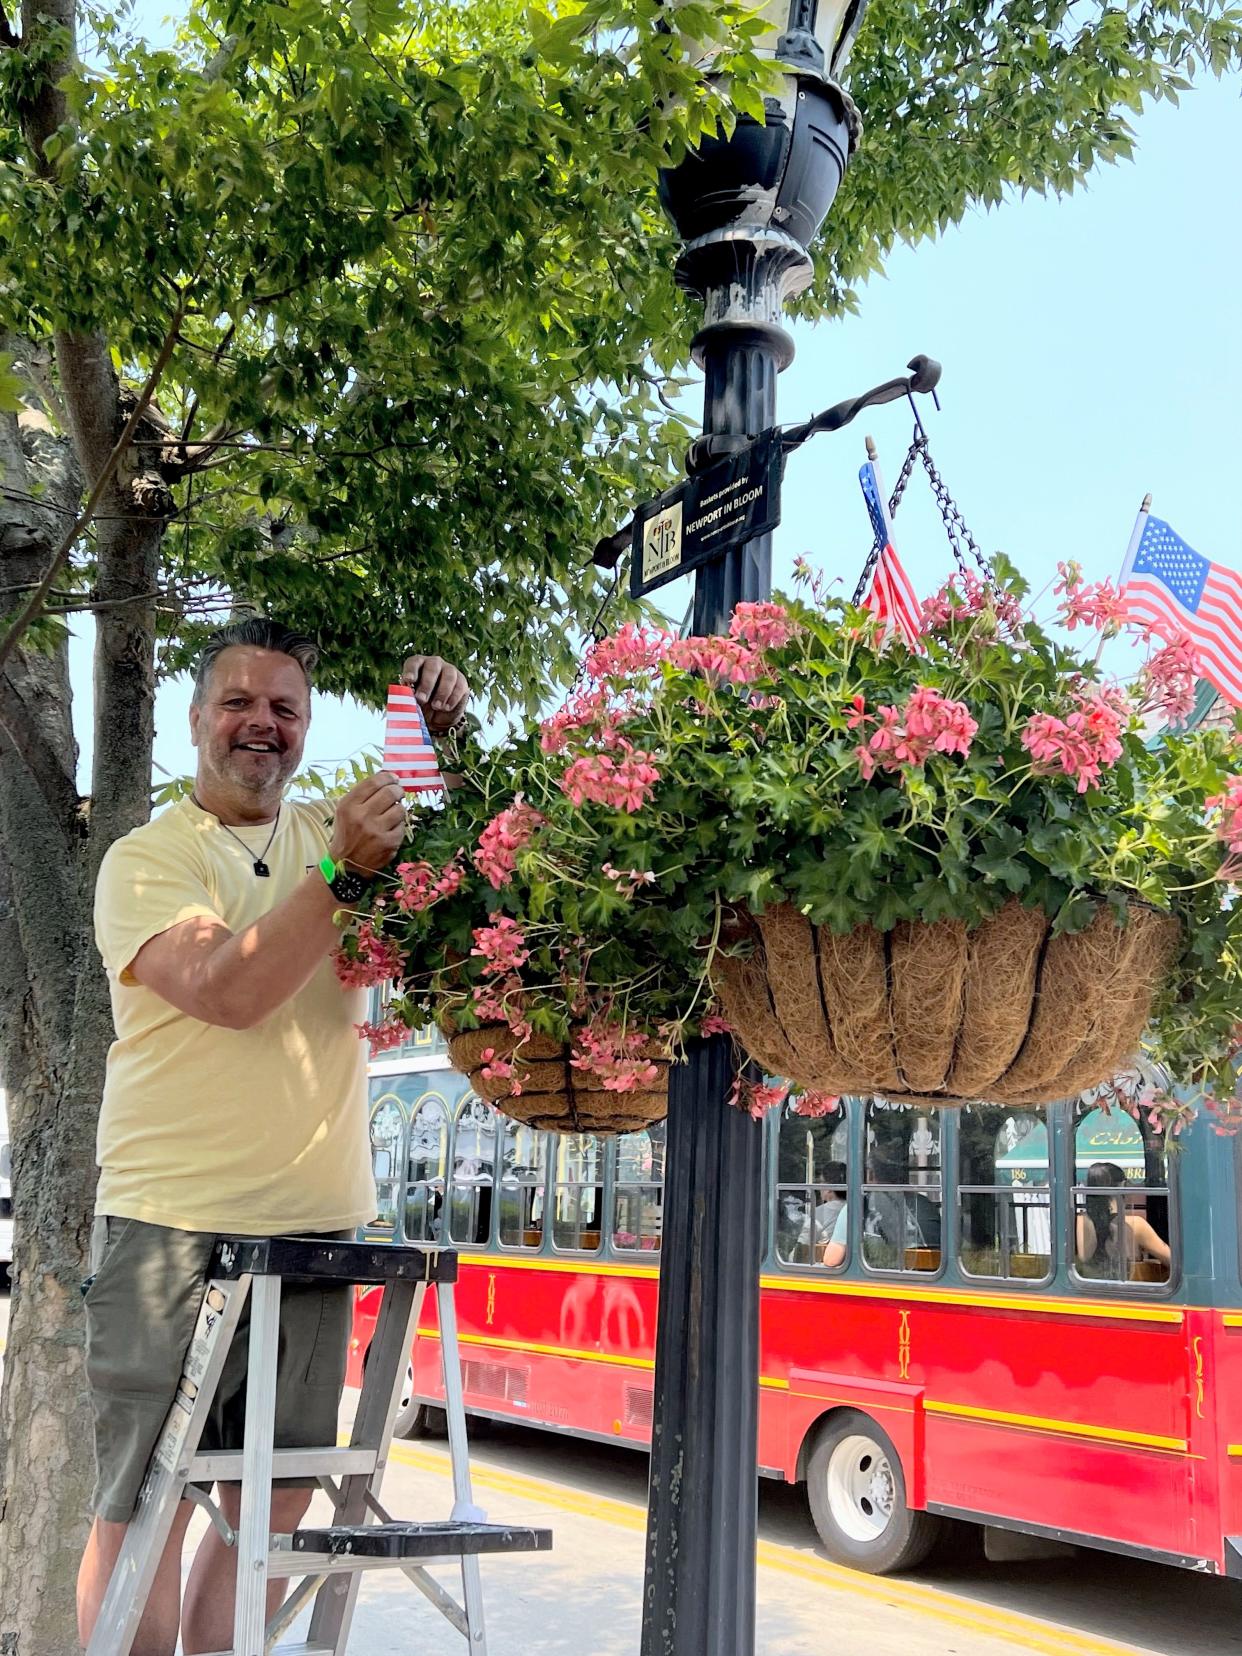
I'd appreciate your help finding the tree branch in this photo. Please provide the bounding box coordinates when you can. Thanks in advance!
[0,299,187,672]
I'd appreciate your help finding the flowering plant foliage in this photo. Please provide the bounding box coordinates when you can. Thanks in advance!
[336,555,1242,1121]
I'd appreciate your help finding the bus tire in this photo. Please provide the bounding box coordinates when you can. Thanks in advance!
[393,1359,434,1438]
[805,1410,942,1575]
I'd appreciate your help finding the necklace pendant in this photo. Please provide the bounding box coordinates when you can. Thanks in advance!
[253,859,270,878]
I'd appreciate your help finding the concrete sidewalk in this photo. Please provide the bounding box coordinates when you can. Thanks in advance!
[225,1424,1158,1656]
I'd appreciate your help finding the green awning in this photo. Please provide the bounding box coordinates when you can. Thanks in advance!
[995,1109,1148,1175]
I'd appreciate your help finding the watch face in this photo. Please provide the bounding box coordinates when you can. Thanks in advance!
[331,871,367,903]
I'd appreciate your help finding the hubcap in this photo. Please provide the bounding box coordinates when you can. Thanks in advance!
[825,1433,897,1543]
[399,1361,415,1413]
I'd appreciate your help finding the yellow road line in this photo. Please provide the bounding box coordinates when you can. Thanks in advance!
[385,1438,1154,1656]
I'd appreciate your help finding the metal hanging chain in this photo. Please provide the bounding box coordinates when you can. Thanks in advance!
[851,423,993,604]
[851,435,922,604]
[916,438,994,586]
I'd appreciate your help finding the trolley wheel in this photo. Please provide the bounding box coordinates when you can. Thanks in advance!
[805,1410,942,1575]
[394,1360,435,1439]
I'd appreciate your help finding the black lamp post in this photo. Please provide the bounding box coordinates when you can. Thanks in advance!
[640,8,868,1655]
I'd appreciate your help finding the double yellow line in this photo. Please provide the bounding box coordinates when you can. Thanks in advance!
[386,1438,1151,1656]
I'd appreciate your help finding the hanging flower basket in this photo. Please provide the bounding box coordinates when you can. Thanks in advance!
[712,899,1182,1107]
[336,554,1242,1137]
[441,1021,669,1136]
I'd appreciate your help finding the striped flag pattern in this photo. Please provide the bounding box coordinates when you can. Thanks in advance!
[859,459,923,650]
[1118,508,1242,705]
[383,683,445,792]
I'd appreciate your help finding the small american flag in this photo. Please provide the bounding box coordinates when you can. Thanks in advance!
[383,683,445,792]
[1118,508,1242,705]
[859,458,922,650]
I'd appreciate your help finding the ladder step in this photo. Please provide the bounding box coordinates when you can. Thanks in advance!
[283,1520,553,1561]
[196,1645,335,1656]
[189,1446,378,1482]
[210,1235,458,1285]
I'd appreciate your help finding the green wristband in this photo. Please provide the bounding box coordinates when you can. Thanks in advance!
[318,853,339,885]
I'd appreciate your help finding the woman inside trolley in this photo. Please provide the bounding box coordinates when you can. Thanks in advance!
[1074,1159,1172,1280]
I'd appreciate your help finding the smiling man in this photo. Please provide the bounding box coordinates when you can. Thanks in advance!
[77,617,468,1655]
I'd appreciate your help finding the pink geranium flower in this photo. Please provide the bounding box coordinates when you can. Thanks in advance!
[474,801,543,890]
[561,751,660,813]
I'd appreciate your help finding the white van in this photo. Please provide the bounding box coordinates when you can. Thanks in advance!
[0,1090,11,1282]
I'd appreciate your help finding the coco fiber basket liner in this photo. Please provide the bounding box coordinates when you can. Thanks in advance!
[711,899,1182,1107]
[442,1022,669,1136]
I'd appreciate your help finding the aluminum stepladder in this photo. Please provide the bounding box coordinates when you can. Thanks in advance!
[85,1235,551,1656]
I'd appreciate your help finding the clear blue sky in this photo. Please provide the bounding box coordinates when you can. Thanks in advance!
[67,11,1242,785]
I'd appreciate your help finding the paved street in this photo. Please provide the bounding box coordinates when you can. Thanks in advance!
[4,1286,1241,1654]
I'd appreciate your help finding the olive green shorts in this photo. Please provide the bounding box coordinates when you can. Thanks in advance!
[84,1216,352,1524]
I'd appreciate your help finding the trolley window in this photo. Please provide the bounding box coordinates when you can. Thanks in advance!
[368,1094,406,1237]
[497,1120,548,1250]
[862,1102,943,1274]
[958,1105,1051,1281]
[774,1098,850,1268]
[1071,1102,1172,1287]
[403,1093,449,1242]
[552,1133,604,1252]
[612,1123,666,1252]
[447,1096,497,1247]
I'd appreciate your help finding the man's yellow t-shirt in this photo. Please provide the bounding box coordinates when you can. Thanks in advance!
[93,796,377,1234]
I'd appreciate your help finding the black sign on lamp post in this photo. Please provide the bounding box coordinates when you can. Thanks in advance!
[640,6,869,1655]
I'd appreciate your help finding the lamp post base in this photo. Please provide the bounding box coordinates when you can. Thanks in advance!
[640,1036,765,1656]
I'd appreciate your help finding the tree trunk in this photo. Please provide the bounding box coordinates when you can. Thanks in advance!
[0,389,163,1650]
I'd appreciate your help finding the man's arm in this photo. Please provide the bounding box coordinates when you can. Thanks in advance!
[401,654,470,732]
[128,770,407,1030]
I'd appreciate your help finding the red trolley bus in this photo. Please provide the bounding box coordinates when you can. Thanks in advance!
[350,1026,1240,1576]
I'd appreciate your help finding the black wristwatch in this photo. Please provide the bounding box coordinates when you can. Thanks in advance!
[318,855,368,905]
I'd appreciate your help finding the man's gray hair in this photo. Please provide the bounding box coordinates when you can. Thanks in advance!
[191,618,319,705]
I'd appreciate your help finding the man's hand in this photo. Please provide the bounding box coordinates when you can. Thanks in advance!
[330,769,407,876]
[401,654,470,735]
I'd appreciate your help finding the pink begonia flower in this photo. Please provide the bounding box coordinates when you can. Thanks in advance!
[919,570,1024,637]
[393,855,464,913]
[791,1091,841,1118]
[1021,687,1125,793]
[700,1012,733,1037]
[1136,637,1200,724]
[539,685,611,755]
[601,861,657,894]
[474,801,544,890]
[570,1020,659,1093]
[333,922,404,989]
[852,687,977,778]
[1053,561,1131,633]
[729,601,799,651]
[355,1015,409,1055]
[1207,777,1242,856]
[666,635,764,685]
[583,621,673,682]
[470,915,531,976]
[561,751,660,813]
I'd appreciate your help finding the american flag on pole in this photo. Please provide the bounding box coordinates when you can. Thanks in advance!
[1117,506,1242,706]
[859,458,922,650]
[383,683,445,792]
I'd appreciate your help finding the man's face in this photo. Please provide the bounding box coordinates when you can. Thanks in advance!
[189,646,311,801]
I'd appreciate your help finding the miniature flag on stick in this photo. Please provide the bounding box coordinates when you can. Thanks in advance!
[859,452,923,650]
[1117,499,1242,706]
[383,683,445,792]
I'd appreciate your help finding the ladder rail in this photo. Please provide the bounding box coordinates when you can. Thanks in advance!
[233,1274,282,1656]
[306,1277,424,1655]
[85,1276,250,1656]
[438,1279,488,1653]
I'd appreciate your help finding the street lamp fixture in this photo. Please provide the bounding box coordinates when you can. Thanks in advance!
[659,0,868,369]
